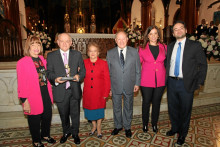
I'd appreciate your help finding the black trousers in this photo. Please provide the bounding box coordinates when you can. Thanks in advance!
[56,88,80,135]
[27,86,52,143]
[167,77,194,137]
[141,86,165,126]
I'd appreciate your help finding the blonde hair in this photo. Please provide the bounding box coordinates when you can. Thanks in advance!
[23,35,43,56]
[87,42,100,54]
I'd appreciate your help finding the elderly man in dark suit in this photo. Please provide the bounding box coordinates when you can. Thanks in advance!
[107,31,141,138]
[47,33,85,144]
[166,21,207,145]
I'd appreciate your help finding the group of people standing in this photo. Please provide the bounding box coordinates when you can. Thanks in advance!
[16,20,207,147]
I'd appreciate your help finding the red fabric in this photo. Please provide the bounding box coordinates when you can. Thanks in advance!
[139,43,167,88]
[83,58,111,110]
[17,55,53,115]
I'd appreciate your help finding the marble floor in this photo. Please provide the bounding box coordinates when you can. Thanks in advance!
[0,103,220,147]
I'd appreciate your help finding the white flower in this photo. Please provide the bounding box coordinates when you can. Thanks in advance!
[46,45,50,48]
[202,42,207,48]
[189,36,196,41]
[40,36,44,39]
[214,50,219,55]
[207,45,213,51]
[47,42,51,45]
[138,36,141,40]
[36,31,39,34]
[36,35,40,37]
[131,39,135,42]
[44,34,47,37]
[211,40,216,46]
[48,37,51,41]
[218,42,220,46]
[133,33,136,37]
[32,31,35,34]
[198,39,204,44]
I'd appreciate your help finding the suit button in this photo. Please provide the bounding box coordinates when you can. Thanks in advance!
[91,86,93,88]
[91,78,93,80]
[91,70,93,73]
[93,63,95,66]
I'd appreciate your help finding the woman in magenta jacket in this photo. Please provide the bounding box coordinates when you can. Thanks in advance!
[83,42,111,138]
[17,36,55,147]
[139,26,167,133]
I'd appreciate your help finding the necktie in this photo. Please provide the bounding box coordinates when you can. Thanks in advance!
[63,53,70,89]
[120,50,125,68]
[174,42,181,77]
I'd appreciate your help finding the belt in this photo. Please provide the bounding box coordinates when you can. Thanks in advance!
[170,76,183,80]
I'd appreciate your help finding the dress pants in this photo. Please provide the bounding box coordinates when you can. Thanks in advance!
[27,86,52,143]
[167,77,194,137]
[112,92,133,130]
[56,88,80,135]
[141,86,165,126]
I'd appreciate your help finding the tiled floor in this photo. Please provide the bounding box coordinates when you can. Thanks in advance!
[0,103,220,147]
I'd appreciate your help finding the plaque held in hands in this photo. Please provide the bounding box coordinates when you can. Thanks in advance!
[60,64,76,81]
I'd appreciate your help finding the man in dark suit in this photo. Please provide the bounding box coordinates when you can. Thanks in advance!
[47,33,85,144]
[166,21,207,145]
[207,21,218,37]
[107,31,141,138]
[196,19,208,39]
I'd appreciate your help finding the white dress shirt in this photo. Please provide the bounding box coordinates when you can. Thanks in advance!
[169,37,186,78]
[117,46,127,60]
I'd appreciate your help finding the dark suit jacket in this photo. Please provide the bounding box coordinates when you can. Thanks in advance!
[107,46,141,94]
[46,49,86,102]
[166,38,207,92]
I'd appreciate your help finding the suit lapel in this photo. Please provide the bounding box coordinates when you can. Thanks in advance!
[182,38,190,66]
[124,47,131,68]
[56,49,66,75]
[113,47,123,69]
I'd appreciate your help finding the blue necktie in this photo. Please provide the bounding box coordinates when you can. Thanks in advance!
[174,42,181,77]
[120,50,125,68]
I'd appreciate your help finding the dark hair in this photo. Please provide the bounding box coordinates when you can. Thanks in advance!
[142,25,161,49]
[172,20,186,32]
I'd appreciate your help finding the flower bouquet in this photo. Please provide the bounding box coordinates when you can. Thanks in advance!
[31,31,52,50]
[124,27,142,47]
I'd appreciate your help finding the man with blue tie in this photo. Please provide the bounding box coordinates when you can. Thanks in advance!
[166,21,207,145]
[107,31,141,138]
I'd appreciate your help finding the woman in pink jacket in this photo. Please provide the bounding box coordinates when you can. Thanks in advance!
[139,26,167,133]
[17,36,56,147]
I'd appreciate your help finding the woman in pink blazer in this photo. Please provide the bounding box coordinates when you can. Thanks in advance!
[17,36,56,147]
[139,26,167,133]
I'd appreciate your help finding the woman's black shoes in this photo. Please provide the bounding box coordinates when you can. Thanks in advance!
[143,125,148,133]
[152,125,158,133]
[89,129,97,136]
[41,136,56,144]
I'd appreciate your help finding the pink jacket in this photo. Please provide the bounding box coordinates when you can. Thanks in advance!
[139,43,167,88]
[17,55,53,115]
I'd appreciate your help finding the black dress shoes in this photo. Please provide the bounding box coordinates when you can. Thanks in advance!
[143,125,148,133]
[176,136,185,145]
[72,135,80,144]
[41,136,56,144]
[111,128,123,135]
[166,130,176,136]
[125,129,132,138]
[152,125,158,133]
[32,142,44,147]
[60,133,71,144]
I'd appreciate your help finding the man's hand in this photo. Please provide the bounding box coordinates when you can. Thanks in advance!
[133,85,139,92]
[55,77,66,83]
[23,99,31,114]
[73,74,80,82]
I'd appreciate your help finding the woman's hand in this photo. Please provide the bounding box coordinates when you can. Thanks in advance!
[23,99,31,114]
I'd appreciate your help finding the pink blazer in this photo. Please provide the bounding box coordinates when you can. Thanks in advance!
[139,43,167,88]
[17,55,53,115]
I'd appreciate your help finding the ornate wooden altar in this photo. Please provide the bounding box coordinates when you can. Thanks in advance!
[69,33,116,58]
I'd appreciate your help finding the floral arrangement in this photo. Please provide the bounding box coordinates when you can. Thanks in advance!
[189,35,220,61]
[124,27,142,43]
[31,31,52,49]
